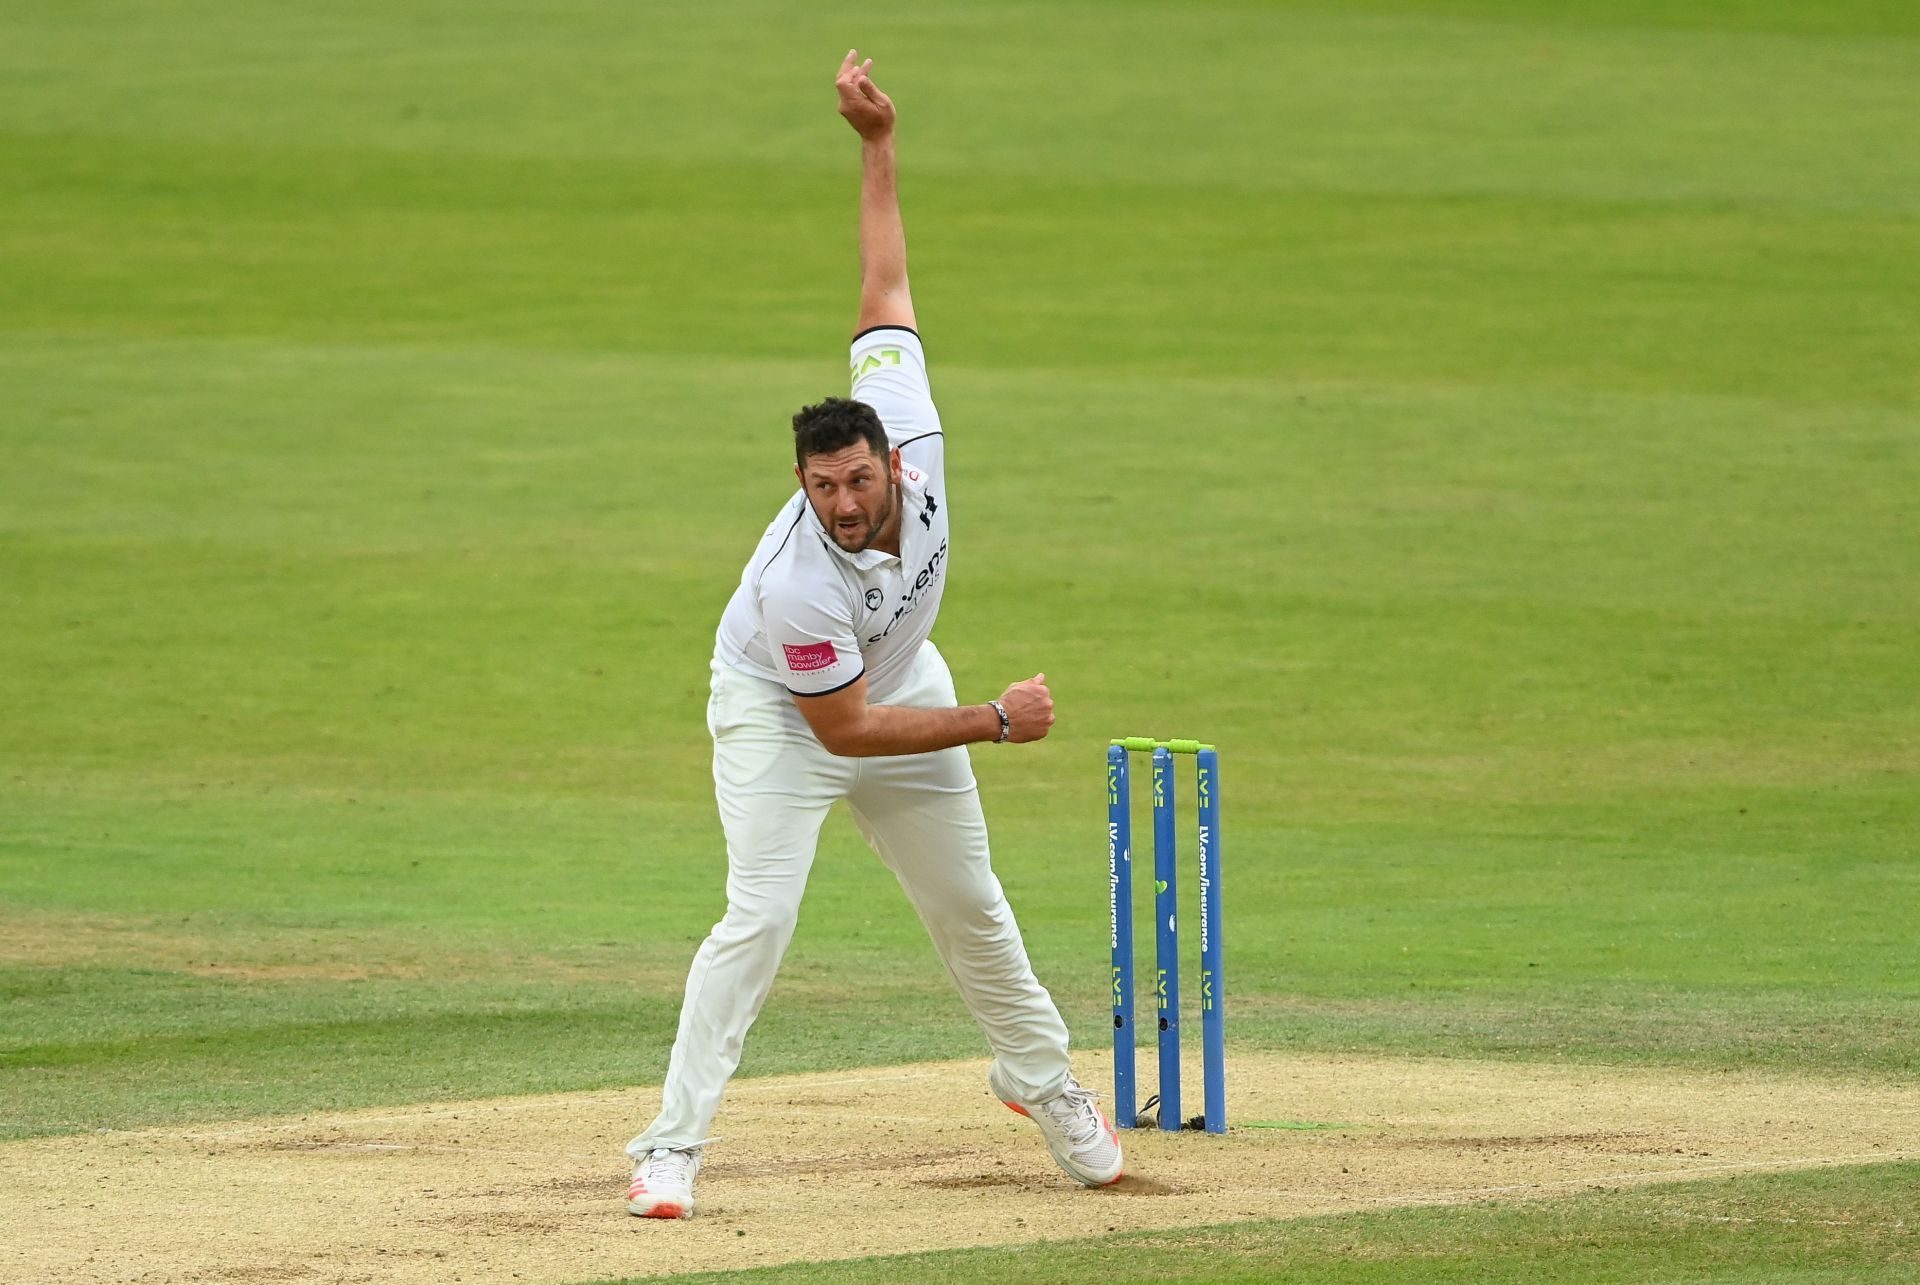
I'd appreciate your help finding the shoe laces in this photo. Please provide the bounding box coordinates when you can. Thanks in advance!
[640,1137,715,1185]
[1037,1082,1106,1148]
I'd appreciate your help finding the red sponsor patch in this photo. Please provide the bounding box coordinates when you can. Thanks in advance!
[906,468,922,482]
[782,641,840,673]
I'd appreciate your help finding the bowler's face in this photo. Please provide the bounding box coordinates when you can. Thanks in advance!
[798,443,902,554]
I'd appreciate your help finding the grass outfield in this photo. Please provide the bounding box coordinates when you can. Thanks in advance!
[641,1162,1920,1284]
[2,0,1916,1279]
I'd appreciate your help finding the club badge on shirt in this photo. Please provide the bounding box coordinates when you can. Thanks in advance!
[783,641,841,673]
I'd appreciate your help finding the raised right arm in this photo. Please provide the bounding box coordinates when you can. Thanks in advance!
[836,50,916,335]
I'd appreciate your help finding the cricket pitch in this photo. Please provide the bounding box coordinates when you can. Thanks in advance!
[6,1051,1915,1283]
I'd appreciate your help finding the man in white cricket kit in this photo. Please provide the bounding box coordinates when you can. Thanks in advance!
[624,51,1124,1219]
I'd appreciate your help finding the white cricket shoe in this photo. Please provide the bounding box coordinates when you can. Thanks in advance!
[626,1143,704,1219]
[989,1065,1125,1187]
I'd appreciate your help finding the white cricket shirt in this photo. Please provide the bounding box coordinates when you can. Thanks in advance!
[714,326,950,704]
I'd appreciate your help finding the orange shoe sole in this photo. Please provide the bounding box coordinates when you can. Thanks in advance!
[633,1202,687,1219]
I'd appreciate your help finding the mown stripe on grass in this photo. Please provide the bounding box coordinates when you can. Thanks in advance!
[598,1160,1920,1285]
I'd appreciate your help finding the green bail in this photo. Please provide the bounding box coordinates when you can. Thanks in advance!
[1111,737,1214,754]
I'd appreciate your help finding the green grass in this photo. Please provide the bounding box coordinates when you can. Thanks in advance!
[2,0,1917,1277]
[594,1162,1920,1284]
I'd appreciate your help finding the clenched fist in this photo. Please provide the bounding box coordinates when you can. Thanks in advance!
[998,673,1054,743]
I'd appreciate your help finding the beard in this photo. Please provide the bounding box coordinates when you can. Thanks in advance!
[827,478,897,553]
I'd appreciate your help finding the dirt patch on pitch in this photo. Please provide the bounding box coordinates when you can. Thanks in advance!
[4,1053,1914,1284]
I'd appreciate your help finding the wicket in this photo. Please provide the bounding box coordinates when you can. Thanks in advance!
[1107,737,1225,1133]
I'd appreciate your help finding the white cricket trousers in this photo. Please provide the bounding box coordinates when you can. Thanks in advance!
[628,640,1072,1155]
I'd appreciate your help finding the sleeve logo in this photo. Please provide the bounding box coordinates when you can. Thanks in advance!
[850,348,903,383]
[782,641,840,673]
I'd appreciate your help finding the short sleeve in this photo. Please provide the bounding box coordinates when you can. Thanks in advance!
[850,327,941,447]
[760,577,863,696]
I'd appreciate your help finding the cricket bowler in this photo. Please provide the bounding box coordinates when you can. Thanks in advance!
[624,49,1124,1219]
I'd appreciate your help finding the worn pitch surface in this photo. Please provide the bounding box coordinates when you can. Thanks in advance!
[8,1052,1915,1283]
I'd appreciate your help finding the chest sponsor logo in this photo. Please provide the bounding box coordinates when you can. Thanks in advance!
[866,538,948,645]
[865,588,884,609]
[782,641,841,673]
[921,491,938,529]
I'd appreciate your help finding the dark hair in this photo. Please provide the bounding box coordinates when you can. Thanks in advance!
[793,397,888,470]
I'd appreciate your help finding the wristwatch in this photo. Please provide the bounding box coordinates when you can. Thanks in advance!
[988,700,1011,743]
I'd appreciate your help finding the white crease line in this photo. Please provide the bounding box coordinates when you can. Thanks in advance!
[137,1139,1920,1209]
[171,1092,642,1141]
[169,1067,954,1141]
[741,1112,940,1124]
[276,1141,605,1162]
[727,1068,954,1094]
